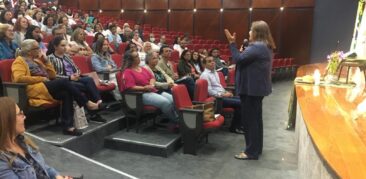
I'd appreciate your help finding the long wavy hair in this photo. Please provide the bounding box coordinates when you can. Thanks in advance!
[0,97,38,153]
[250,21,276,50]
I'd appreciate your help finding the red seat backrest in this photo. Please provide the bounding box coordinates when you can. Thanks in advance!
[111,54,123,68]
[85,36,94,47]
[171,50,180,63]
[118,43,128,54]
[172,84,193,109]
[217,71,227,88]
[194,79,209,102]
[72,56,93,74]
[0,59,14,82]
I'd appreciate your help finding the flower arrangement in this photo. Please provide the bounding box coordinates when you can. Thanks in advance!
[326,51,345,75]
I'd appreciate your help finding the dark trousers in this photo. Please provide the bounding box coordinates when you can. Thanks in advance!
[71,76,101,102]
[175,77,195,100]
[44,78,88,129]
[222,97,242,130]
[218,67,229,77]
[240,95,264,158]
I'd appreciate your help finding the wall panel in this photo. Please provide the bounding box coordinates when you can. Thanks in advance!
[195,11,220,39]
[196,0,221,9]
[169,11,193,34]
[122,0,144,10]
[100,0,121,10]
[223,0,249,9]
[100,11,121,18]
[169,0,194,9]
[281,9,313,65]
[284,0,315,7]
[79,0,98,10]
[252,9,281,49]
[223,10,249,45]
[252,0,281,8]
[122,11,145,24]
[145,12,168,29]
[145,0,168,10]
[59,0,78,8]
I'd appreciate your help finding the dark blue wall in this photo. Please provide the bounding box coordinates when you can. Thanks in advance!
[310,0,358,62]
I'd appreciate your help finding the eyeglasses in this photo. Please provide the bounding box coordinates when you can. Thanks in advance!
[16,110,24,116]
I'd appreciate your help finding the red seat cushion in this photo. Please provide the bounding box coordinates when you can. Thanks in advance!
[222,107,234,113]
[96,83,116,91]
[143,105,159,111]
[204,97,215,102]
[203,115,224,129]
[40,102,59,109]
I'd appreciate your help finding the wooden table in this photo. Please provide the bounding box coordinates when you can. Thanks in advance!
[295,63,366,179]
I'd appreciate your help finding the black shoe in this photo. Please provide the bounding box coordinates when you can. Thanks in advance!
[230,128,245,134]
[89,114,107,123]
[63,128,83,136]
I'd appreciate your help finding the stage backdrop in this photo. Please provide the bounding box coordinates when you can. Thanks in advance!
[60,0,314,65]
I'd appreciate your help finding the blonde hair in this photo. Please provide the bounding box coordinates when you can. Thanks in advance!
[250,21,276,50]
[0,23,11,39]
[71,28,85,45]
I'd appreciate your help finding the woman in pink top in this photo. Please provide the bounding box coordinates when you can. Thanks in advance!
[121,51,178,123]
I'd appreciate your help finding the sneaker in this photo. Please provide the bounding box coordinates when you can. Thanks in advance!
[89,114,107,123]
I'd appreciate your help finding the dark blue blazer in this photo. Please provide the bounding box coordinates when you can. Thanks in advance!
[229,42,272,96]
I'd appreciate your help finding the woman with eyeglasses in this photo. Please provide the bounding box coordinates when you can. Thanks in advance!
[0,23,18,60]
[121,50,178,124]
[12,39,103,136]
[0,97,72,179]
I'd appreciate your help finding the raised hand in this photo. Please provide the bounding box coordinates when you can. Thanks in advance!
[224,29,236,44]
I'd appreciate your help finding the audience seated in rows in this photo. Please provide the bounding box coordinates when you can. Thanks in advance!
[191,50,204,74]
[91,37,121,100]
[158,45,195,99]
[121,51,178,123]
[200,56,244,134]
[47,36,106,123]
[69,28,92,56]
[177,49,200,80]
[210,48,229,77]
[144,51,176,94]
[11,39,102,136]
[41,14,56,35]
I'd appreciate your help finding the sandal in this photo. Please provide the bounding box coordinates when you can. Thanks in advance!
[63,128,83,136]
[234,152,258,160]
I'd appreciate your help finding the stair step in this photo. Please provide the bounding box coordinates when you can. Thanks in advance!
[104,127,181,157]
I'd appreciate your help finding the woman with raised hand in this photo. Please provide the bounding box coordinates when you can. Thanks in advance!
[225,21,275,160]
[0,97,72,179]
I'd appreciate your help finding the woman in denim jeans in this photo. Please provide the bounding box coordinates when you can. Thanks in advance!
[121,51,178,123]
[0,97,71,179]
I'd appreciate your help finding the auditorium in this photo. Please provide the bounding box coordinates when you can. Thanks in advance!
[0,0,363,178]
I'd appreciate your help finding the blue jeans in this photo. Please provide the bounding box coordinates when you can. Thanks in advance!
[142,92,178,122]
[222,96,242,130]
